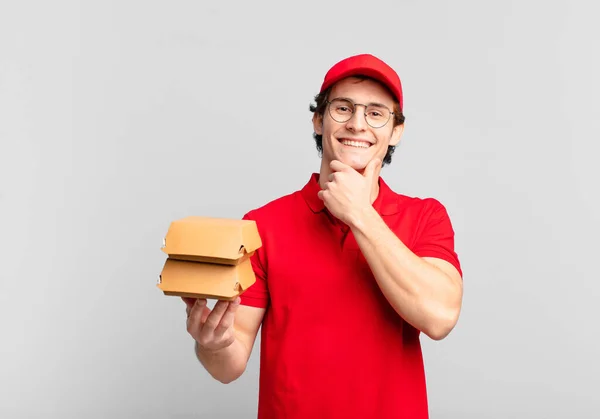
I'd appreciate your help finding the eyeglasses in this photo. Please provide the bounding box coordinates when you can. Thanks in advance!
[326,98,394,128]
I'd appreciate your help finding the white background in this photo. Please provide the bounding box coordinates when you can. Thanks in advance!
[1,0,598,417]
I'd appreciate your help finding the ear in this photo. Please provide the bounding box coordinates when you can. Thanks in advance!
[312,113,323,135]
[389,122,405,147]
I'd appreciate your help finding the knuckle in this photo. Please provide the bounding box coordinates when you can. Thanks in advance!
[196,331,213,347]
[204,317,219,330]
[215,320,231,334]
[186,321,196,336]
[223,336,235,347]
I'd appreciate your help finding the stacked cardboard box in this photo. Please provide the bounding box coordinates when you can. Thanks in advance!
[157,216,262,300]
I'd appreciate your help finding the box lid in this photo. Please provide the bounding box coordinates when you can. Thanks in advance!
[161,216,262,261]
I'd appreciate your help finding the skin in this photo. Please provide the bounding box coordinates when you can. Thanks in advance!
[313,77,404,188]
[182,296,262,384]
[184,76,463,384]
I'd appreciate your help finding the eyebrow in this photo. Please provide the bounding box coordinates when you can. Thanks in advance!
[336,97,389,108]
[368,102,388,108]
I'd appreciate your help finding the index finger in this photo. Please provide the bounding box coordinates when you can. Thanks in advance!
[181,297,198,310]
[329,160,350,173]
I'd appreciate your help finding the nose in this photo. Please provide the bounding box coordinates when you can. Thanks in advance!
[345,105,368,132]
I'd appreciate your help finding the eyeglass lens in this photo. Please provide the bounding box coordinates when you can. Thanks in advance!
[328,98,391,128]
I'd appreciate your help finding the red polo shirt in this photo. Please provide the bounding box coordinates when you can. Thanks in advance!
[241,173,461,419]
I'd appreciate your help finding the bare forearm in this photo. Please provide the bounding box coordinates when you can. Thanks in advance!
[350,207,462,340]
[195,338,249,384]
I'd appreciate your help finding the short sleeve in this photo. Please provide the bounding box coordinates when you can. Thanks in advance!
[412,199,463,278]
[239,211,270,308]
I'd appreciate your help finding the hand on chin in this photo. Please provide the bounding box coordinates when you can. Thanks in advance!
[337,154,370,173]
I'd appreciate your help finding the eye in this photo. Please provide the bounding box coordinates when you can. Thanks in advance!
[367,110,384,119]
[367,106,388,119]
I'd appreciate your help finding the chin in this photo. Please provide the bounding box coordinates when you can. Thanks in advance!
[338,154,370,171]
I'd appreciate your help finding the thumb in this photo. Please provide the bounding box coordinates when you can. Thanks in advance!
[364,157,381,180]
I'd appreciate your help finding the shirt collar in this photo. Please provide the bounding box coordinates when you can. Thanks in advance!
[300,172,400,216]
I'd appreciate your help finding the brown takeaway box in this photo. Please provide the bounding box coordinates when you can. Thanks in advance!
[157,216,262,300]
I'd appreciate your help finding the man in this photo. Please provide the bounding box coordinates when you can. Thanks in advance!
[183,54,463,418]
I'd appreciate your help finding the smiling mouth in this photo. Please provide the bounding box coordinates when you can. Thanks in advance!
[339,139,372,149]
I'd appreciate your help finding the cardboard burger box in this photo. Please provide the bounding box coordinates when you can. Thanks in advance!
[157,216,262,300]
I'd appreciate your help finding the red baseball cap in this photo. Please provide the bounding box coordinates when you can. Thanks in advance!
[319,54,403,110]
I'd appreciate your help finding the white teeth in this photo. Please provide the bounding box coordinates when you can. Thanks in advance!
[341,139,370,148]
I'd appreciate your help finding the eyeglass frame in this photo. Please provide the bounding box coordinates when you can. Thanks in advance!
[325,97,395,129]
